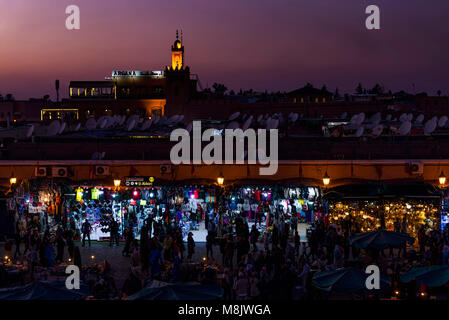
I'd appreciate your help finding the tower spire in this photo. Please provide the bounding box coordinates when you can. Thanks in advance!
[176,29,179,40]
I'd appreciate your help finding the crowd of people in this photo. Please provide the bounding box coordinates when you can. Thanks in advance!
[2,204,449,300]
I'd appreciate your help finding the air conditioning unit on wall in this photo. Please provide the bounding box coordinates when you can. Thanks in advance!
[95,165,110,176]
[35,167,47,177]
[52,167,68,178]
[410,162,423,175]
[160,164,172,174]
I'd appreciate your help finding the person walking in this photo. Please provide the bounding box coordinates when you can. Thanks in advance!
[56,232,66,263]
[122,226,134,256]
[109,218,120,247]
[82,219,92,247]
[187,232,195,261]
[250,225,260,251]
[206,231,214,260]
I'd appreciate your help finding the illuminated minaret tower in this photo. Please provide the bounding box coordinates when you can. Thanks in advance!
[171,30,184,70]
[165,29,194,117]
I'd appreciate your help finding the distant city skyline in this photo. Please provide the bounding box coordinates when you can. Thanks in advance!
[1,0,449,100]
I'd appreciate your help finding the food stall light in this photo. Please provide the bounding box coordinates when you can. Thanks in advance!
[150,192,154,198]
[217,174,224,186]
[112,193,117,198]
[9,177,17,185]
[133,190,138,196]
[202,257,207,261]
[91,255,95,260]
[322,172,330,186]
[114,179,121,187]
[439,171,446,186]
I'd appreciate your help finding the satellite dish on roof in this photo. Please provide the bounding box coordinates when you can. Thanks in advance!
[127,115,139,126]
[126,119,137,131]
[91,152,100,160]
[153,115,160,124]
[407,113,413,122]
[47,120,61,136]
[371,124,383,138]
[242,116,253,131]
[85,118,97,130]
[141,119,152,131]
[98,117,108,129]
[399,113,408,123]
[415,114,424,124]
[291,113,299,122]
[257,115,263,123]
[438,115,448,127]
[227,121,240,130]
[357,113,365,124]
[97,116,106,127]
[398,121,411,136]
[424,118,437,135]
[229,112,240,121]
[350,114,358,124]
[370,112,381,125]
[58,122,67,134]
[167,115,178,124]
[354,126,364,137]
[271,119,279,130]
[119,115,126,126]
[26,125,34,138]
[103,116,114,128]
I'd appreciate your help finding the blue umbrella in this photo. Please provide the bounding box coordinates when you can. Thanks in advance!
[0,281,89,300]
[400,265,449,287]
[126,280,223,300]
[312,267,390,293]
[349,229,415,250]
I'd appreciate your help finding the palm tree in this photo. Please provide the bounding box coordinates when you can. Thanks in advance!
[212,83,227,96]
[5,93,14,101]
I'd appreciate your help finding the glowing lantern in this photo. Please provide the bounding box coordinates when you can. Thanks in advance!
[439,171,446,186]
[322,172,330,186]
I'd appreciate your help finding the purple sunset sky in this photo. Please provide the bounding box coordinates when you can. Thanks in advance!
[0,0,448,100]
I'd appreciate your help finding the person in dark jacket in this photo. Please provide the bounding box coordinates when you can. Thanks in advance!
[187,232,195,261]
[122,226,134,257]
[109,219,120,247]
[81,219,91,247]
[206,231,214,260]
[250,225,260,251]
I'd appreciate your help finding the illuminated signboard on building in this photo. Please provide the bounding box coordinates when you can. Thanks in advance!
[125,176,155,187]
[111,70,164,78]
